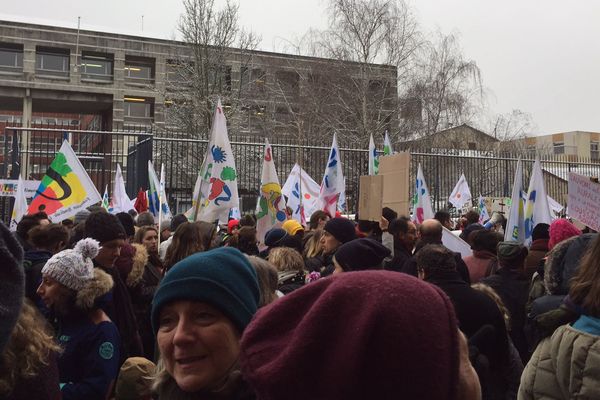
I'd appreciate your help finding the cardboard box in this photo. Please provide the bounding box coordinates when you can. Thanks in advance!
[358,175,383,221]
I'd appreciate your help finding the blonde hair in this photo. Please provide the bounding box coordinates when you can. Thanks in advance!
[471,283,511,331]
[303,230,324,258]
[268,247,305,273]
[0,301,62,396]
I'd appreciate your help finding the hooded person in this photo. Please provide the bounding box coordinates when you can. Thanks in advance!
[305,217,356,276]
[240,271,481,400]
[85,211,143,361]
[151,247,259,399]
[524,223,550,280]
[333,238,391,273]
[36,238,120,400]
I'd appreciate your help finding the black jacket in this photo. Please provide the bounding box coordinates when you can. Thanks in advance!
[385,245,412,272]
[403,239,471,284]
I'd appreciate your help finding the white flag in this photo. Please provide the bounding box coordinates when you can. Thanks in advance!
[338,176,347,213]
[9,175,28,231]
[111,164,131,214]
[442,227,472,258]
[448,173,472,209]
[383,131,393,155]
[256,139,287,244]
[412,164,434,224]
[547,195,563,216]
[368,134,378,175]
[318,134,344,217]
[282,164,320,225]
[478,195,490,224]
[148,161,172,221]
[524,158,553,244]
[196,99,239,223]
[505,159,525,242]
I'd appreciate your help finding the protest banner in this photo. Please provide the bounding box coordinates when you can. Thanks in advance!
[567,172,600,231]
[0,179,41,198]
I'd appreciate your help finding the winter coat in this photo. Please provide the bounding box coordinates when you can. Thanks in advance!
[23,249,53,314]
[384,245,412,272]
[463,250,498,283]
[482,268,530,362]
[524,239,548,280]
[518,318,600,400]
[6,351,61,400]
[277,270,305,295]
[403,239,471,284]
[155,369,255,400]
[305,253,334,276]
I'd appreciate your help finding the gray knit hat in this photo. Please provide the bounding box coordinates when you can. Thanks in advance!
[42,238,100,291]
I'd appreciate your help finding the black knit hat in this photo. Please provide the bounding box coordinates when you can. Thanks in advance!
[116,212,136,238]
[265,228,288,247]
[85,212,126,244]
[334,238,391,272]
[324,218,356,244]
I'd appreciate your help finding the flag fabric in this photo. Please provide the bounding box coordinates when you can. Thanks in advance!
[101,185,110,211]
[111,164,131,214]
[368,134,379,175]
[9,175,28,231]
[255,139,287,245]
[148,161,172,221]
[478,195,490,224]
[505,159,525,242]
[523,158,553,244]
[28,140,101,222]
[412,163,434,224]
[196,99,239,223]
[134,188,148,213]
[338,177,347,213]
[282,164,320,225]
[448,173,472,209]
[317,134,344,218]
[547,195,563,216]
[383,131,393,155]
[442,227,472,258]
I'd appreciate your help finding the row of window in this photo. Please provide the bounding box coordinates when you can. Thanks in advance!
[0,43,154,82]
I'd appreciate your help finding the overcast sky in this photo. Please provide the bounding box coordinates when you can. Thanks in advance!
[2,0,599,135]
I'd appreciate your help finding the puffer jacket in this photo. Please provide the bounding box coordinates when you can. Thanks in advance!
[518,321,600,399]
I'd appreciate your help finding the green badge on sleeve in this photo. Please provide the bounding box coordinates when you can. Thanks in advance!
[99,342,114,360]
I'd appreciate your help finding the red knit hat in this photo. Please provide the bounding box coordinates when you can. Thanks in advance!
[240,271,460,400]
[548,219,581,250]
[227,219,240,234]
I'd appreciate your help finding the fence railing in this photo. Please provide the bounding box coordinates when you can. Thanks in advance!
[3,126,600,223]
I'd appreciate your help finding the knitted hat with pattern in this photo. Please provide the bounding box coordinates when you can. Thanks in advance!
[42,238,100,291]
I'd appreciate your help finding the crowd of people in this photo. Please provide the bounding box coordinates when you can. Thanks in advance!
[1,204,600,399]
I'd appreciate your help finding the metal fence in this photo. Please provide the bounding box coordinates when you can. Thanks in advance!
[3,126,600,223]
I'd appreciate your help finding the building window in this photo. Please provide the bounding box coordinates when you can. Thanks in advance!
[0,43,23,74]
[125,56,154,83]
[81,52,113,81]
[591,141,599,160]
[36,47,70,77]
[553,141,564,155]
[275,70,299,95]
[124,97,153,119]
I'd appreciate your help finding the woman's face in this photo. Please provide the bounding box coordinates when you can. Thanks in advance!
[157,300,241,393]
[36,275,70,310]
[142,229,159,253]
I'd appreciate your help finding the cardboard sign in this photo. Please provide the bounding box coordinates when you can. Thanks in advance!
[358,175,383,221]
[567,172,600,231]
[0,179,41,198]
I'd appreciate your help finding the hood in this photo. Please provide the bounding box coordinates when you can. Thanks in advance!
[24,249,53,263]
[126,243,149,287]
[544,233,597,295]
[76,268,114,310]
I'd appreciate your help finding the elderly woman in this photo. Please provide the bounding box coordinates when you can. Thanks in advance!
[151,247,259,399]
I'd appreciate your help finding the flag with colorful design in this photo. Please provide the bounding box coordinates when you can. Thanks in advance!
[412,163,434,224]
[111,164,131,214]
[148,161,172,221]
[505,159,525,242]
[28,140,101,222]
[196,99,239,223]
[383,131,393,155]
[282,163,320,225]
[101,185,110,211]
[256,139,287,245]
[448,173,472,209]
[338,176,347,213]
[9,175,28,231]
[317,133,344,217]
[523,158,553,244]
[478,195,490,224]
[368,134,379,175]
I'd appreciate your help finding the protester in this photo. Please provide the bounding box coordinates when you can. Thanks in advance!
[246,255,280,306]
[239,214,256,228]
[416,244,511,398]
[117,212,137,241]
[524,223,550,280]
[220,218,240,247]
[333,238,391,273]
[305,217,356,276]
[263,227,302,255]
[85,211,143,361]
[548,218,581,250]
[519,233,600,399]
[460,223,485,245]
[37,238,120,400]
[136,212,155,228]
[0,300,62,400]
[385,216,417,272]
[464,210,480,226]
[229,225,260,256]
[435,209,453,230]
[15,211,50,251]
[463,230,502,283]
[308,210,329,231]
[115,357,156,400]
[268,246,306,294]
[240,270,481,399]
[151,247,259,398]
[481,242,530,362]
[302,228,324,259]
[163,221,217,272]
[24,223,69,307]
[282,219,304,239]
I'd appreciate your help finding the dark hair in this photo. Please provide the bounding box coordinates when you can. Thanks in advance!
[357,220,378,234]
[416,244,457,277]
[239,214,256,228]
[229,226,259,256]
[116,212,136,238]
[61,219,74,227]
[471,230,503,253]
[382,207,398,223]
[388,216,411,236]
[532,223,550,241]
[16,212,49,242]
[136,212,155,227]
[28,223,69,252]
[464,210,480,225]
[434,210,451,224]
[170,214,188,232]
[570,234,600,317]
[309,211,329,230]
[164,222,216,271]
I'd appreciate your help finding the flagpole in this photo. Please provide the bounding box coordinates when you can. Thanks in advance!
[157,164,164,249]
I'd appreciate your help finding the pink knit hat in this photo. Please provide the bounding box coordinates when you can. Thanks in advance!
[548,219,581,250]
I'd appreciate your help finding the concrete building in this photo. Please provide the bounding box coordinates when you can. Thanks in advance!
[519,131,600,160]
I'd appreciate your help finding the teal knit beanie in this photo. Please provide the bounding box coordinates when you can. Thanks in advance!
[151,247,259,334]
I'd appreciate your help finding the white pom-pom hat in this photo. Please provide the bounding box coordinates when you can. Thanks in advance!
[42,238,100,291]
